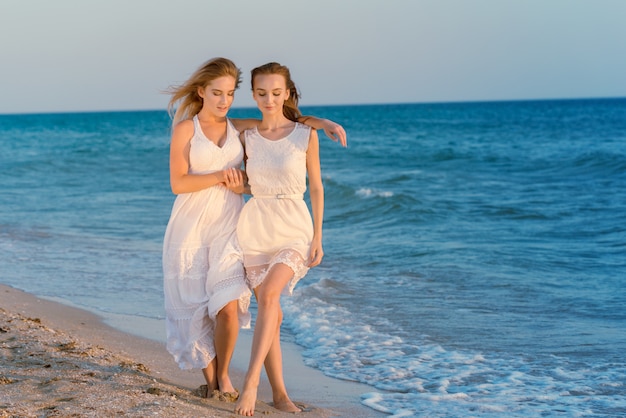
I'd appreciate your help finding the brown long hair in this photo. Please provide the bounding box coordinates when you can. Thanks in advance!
[167,57,242,125]
[250,62,302,121]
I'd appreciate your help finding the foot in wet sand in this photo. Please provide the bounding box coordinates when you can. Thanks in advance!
[234,388,257,416]
[208,388,239,402]
[273,396,302,414]
[219,376,237,395]
[220,389,240,402]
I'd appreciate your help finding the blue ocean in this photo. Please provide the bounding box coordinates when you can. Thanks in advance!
[1,99,625,417]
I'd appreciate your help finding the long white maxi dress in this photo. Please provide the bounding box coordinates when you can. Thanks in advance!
[163,116,251,370]
[236,123,315,294]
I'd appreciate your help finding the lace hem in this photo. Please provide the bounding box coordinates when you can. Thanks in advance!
[207,277,252,329]
[245,249,309,295]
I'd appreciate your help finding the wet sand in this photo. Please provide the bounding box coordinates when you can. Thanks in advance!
[0,284,382,417]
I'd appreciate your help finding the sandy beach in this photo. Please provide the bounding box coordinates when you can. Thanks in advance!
[0,284,382,418]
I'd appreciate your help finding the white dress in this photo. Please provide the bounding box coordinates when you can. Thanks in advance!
[236,123,314,295]
[163,116,251,370]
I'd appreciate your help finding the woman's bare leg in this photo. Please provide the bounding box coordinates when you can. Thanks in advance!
[202,359,218,392]
[263,310,301,412]
[215,300,240,393]
[234,264,294,416]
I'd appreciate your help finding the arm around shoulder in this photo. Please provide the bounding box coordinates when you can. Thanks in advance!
[299,115,347,147]
[230,118,260,134]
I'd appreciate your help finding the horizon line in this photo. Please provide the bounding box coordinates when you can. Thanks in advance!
[2,95,625,117]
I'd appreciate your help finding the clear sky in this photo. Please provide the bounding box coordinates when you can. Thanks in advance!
[1,0,625,114]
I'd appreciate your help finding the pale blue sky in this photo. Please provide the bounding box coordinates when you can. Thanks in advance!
[1,0,625,114]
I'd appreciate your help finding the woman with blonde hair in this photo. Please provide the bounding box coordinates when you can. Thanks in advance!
[163,57,345,399]
[235,62,328,415]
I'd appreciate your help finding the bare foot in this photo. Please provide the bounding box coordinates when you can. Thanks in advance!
[219,376,237,394]
[219,389,239,402]
[234,388,257,416]
[273,397,302,413]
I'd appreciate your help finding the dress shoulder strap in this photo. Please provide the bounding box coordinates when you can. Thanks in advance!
[191,115,201,135]
[292,122,312,149]
[225,118,237,135]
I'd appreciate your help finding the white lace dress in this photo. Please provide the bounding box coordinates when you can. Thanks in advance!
[163,116,251,370]
[236,123,314,294]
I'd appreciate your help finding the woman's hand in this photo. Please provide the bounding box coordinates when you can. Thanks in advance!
[308,237,324,267]
[223,167,247,194]
[321,119,347,147]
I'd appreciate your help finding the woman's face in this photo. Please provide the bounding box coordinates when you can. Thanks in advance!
[197,76,236,116]
[252,73,289,116]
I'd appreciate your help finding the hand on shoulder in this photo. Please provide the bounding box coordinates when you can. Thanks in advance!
[231,118,261,134]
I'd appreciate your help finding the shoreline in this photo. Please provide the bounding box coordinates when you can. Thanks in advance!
[0,283,383,417]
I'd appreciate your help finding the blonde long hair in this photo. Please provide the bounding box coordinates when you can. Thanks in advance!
[167,57,242,125]
[250,62,302,122]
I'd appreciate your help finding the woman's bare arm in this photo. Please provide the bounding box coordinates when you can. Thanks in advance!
[230,116,347,147]
[169,120,228,194]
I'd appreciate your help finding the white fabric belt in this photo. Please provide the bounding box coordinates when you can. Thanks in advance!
[253,193,303,200]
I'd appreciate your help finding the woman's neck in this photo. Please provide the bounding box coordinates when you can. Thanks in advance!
[257,114,295,140]
[258,114,292,131]
[196,110,226,125]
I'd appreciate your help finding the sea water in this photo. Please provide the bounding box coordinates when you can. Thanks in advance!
[1,99,625,417]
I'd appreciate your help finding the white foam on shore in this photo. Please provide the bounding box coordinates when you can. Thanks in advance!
[282,278,626,417]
